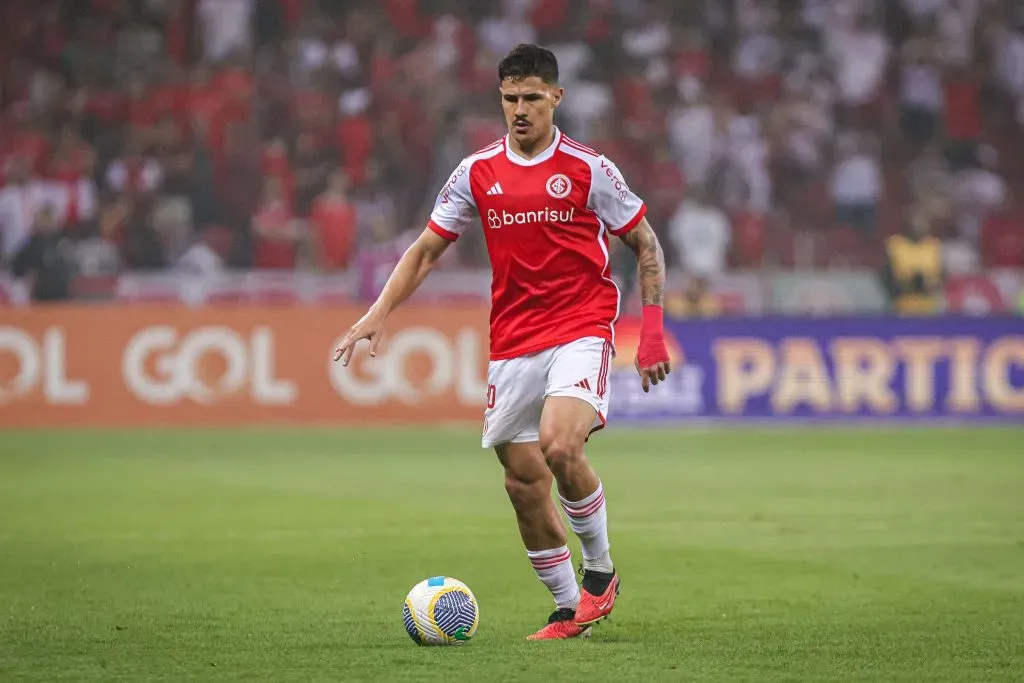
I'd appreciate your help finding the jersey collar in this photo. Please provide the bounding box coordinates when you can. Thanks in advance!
[504,127,562,167]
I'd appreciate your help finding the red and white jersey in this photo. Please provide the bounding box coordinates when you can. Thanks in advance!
[428,127,647,360]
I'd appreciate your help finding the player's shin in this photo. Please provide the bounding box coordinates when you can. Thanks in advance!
[504,468,579,608]
[559,480,614,574]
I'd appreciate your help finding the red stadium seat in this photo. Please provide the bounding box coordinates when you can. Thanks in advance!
[980,213,1024,268]
[730,210,765,267]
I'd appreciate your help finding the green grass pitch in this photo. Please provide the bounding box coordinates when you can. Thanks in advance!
[1,426,1022,682]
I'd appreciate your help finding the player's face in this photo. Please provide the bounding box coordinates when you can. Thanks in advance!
[500,76,562,148]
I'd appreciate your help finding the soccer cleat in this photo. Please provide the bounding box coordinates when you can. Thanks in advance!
[526,608,593,640]
[574,568,619,626]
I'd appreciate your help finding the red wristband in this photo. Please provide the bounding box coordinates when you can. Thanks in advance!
[637,305,668,367]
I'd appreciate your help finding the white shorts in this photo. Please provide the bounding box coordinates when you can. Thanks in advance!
[481,336,613,449]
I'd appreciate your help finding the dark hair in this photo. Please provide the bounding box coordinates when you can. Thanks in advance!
[498,44,559,84]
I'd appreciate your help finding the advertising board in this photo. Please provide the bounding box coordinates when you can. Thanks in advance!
[2,308,1020,427]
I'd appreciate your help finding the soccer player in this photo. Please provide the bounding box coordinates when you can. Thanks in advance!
[333,44,670,640]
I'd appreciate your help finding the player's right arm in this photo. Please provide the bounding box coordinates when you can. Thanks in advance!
[333,228,451,365]
[333,161,477,365]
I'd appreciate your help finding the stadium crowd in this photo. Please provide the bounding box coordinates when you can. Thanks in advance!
[1,0,1024,309]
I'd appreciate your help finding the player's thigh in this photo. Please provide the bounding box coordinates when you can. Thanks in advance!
[482,353,545,449]
[540,336,612,445]
[539,396,597,452]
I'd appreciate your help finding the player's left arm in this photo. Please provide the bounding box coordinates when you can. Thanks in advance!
[619,218,670,393]
[587,153,670,393]
[619,217,665,309]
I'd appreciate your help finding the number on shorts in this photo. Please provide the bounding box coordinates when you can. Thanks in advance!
[486,384,496,409]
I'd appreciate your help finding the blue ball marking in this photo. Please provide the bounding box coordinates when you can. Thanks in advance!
[427,576,445,587]
[402,602,422,644]
[432,590,477,639]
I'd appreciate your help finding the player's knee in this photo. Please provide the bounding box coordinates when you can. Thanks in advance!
[540,433,584,474]
[504,471,550,510]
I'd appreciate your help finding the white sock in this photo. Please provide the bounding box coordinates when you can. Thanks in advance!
[526,545,580,610]
[559,482,614,573]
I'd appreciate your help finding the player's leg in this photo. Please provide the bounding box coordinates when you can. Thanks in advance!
[483,355,588,640]
[496,441,590,640]
[541,337,619,627]
[495,443,577,601]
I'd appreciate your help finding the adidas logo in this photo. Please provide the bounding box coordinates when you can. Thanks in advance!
[486,182,504,195]
[575,379,591,391]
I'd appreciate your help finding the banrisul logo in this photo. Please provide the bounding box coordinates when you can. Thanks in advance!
[486,207,575,228]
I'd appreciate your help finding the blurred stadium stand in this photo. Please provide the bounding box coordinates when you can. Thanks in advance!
[1,0,1024,315]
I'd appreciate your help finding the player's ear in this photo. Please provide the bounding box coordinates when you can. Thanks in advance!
[551,87,564,109]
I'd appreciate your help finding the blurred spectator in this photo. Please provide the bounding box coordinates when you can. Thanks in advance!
[881,204,944,315]
[176,229,226,276]
[106,134,163,198]
[122,204,167,271]
[478,5,536,58]
[770,74,834,186]
[666,273,721,318]
[907,142,953,205]
[0,0,1021,301]
[151,195,193,264]
[12,203,71,302]
[352,158,399,247]
[830,132,882,236]
[252,176,299,270]
[993,15,1024,125]
[899,37,943,148]
[668,77,718,187]
[292,130,337,217]
[829,13,891,117]
[552,26,613,143]
[310,169,357,272]
[725,111,771,214]
[150,114,193,196]
[197,0,254,62]
[667,185,731,278]
[733,17,781,84]
[979,198,1024,268]
[952,144,1008,242]
[943,64,982,166]
[0,157,48,262]
[47,123,98,235]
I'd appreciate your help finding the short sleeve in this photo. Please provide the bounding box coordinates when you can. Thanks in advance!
[428,161,477,241]
[589,156,647,236]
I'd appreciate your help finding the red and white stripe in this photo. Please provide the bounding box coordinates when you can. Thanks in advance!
[562,489,605,519]
[472,139,503,157]
[596,341,611,398]
[560,135,600,158]
[529,549,572,570]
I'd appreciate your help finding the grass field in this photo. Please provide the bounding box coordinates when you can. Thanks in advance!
[1,426,1022,682]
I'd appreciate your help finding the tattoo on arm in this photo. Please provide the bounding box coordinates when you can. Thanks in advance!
[619,219,665,306]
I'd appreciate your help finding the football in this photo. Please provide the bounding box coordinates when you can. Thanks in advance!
[402,576,479,646]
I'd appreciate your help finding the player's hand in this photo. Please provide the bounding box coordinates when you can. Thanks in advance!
[634,354,671,393]
[333,309,387,366]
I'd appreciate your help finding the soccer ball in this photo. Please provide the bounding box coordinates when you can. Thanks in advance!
[402,576,479,646]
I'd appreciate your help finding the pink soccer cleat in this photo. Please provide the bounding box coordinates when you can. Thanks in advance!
[527,608,593,640]
[574,568,619,626]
